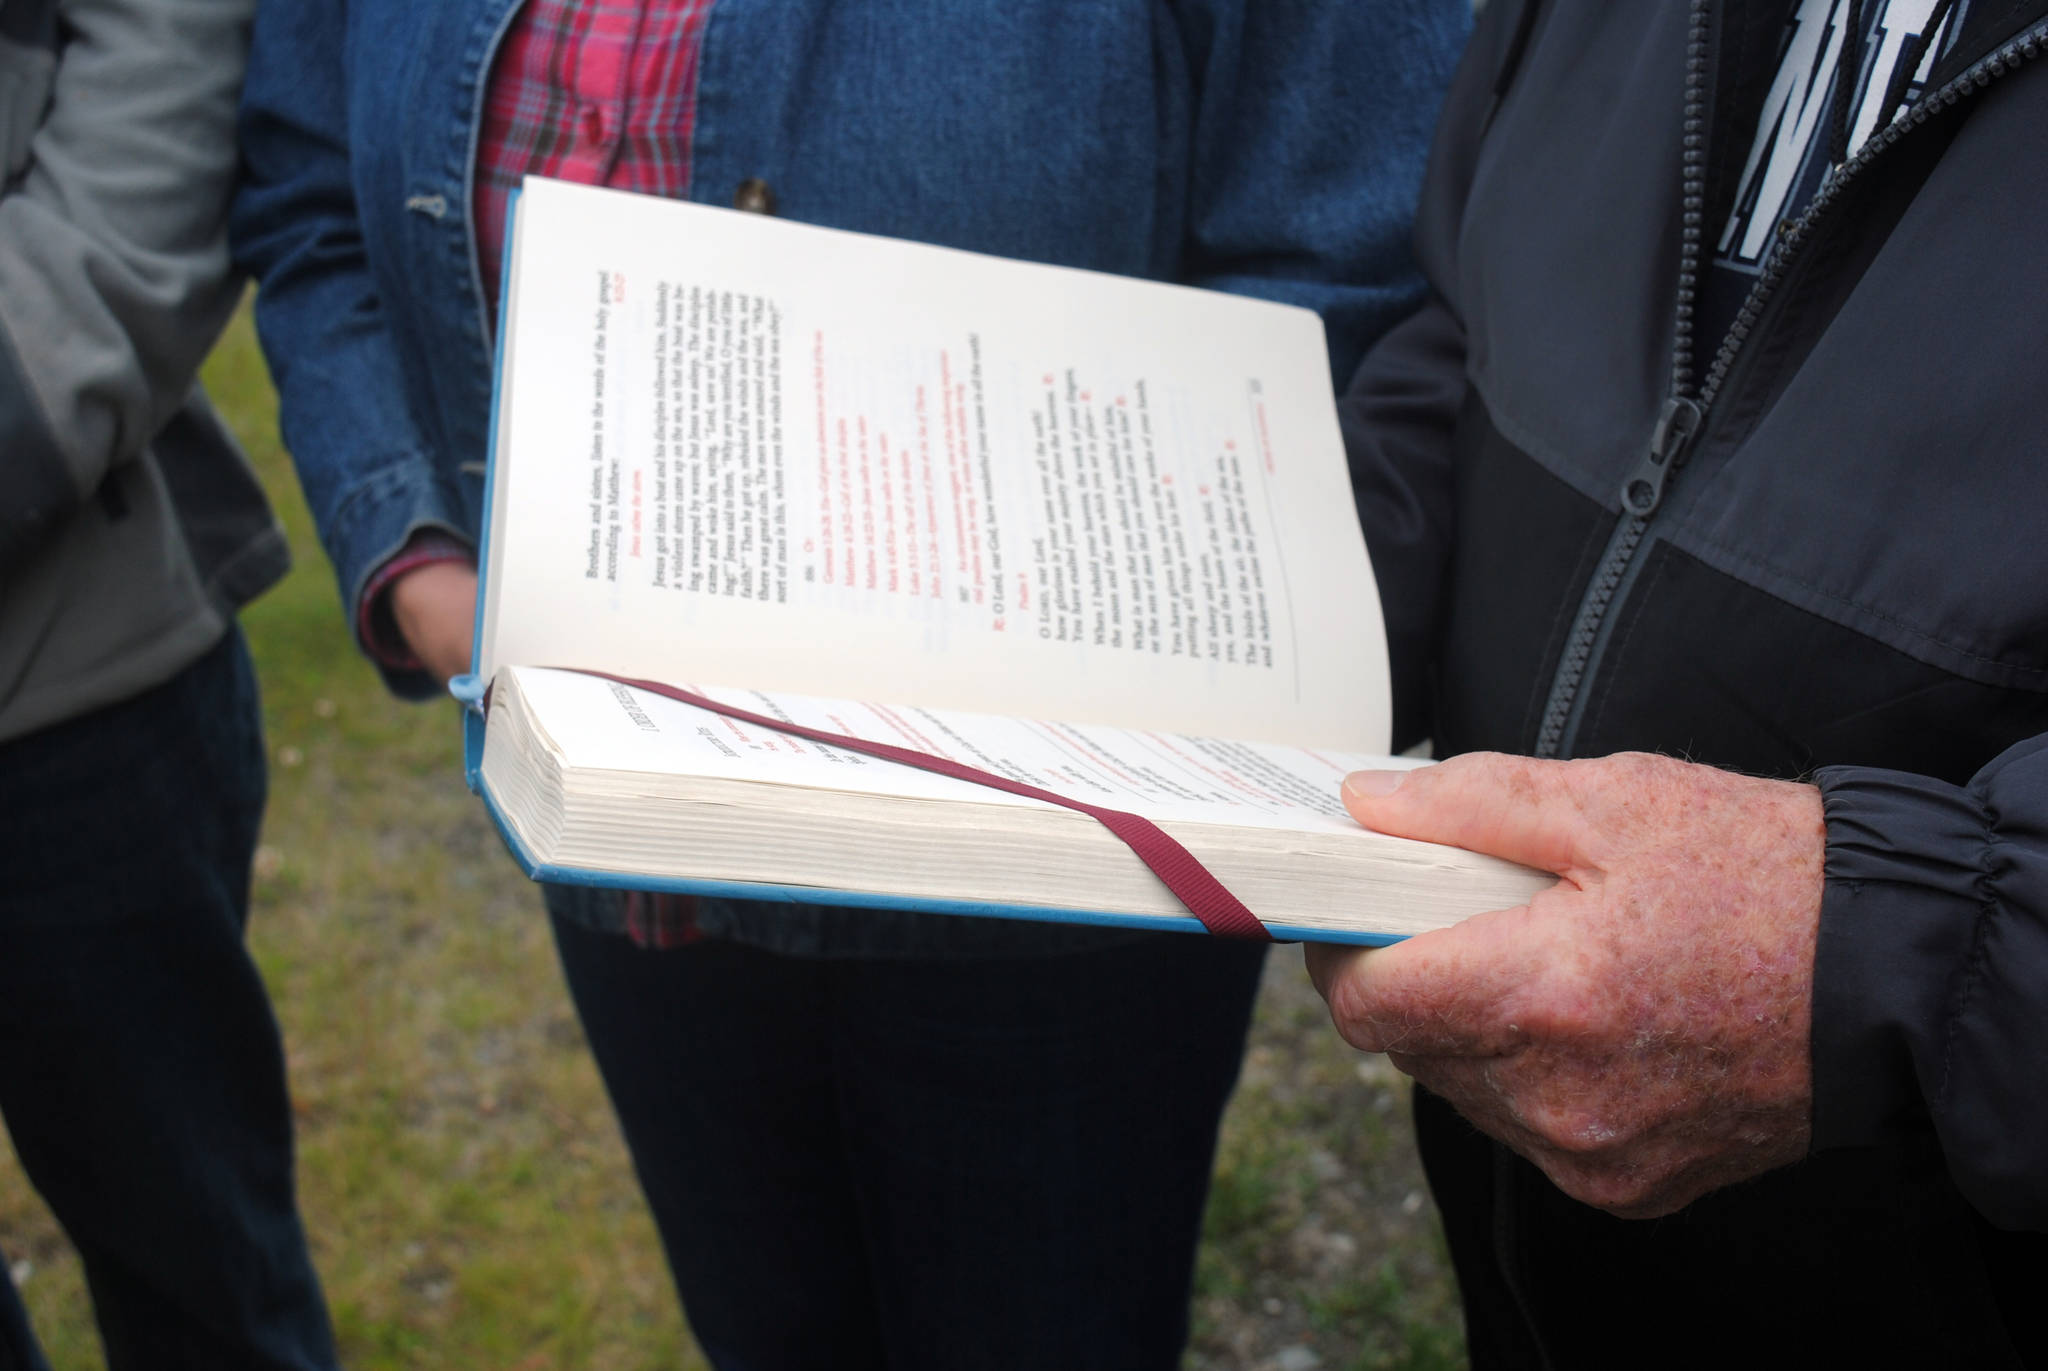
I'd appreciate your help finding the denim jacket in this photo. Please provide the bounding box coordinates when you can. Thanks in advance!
[232,0,1467,956]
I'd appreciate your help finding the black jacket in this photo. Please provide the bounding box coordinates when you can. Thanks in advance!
[1343,0,2047,1357]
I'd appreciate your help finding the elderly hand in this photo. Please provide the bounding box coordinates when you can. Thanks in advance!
[1306,751,1826,1218]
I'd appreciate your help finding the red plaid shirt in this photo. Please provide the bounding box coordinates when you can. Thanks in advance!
[473,0,714,317]
[368,0,716,946]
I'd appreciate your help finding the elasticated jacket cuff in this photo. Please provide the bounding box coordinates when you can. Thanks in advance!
[1813,765,1989,1149]
[1814,740,2048,1232]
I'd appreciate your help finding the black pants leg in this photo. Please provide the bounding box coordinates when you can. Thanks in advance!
[551,915,1266,1371]
[0,632,337,1371]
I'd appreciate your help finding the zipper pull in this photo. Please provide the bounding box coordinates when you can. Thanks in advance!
[1620,396,1703,517]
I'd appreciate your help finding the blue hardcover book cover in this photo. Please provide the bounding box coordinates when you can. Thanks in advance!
[452,670,1401,946]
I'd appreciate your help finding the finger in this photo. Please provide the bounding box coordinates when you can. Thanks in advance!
[1390,1051,1657,1212]
[1315,890,1579,1055]
[1303,940,1369,1005]
[1305,940,1397,1055]
[1389,1053,1555,1161]
[1342,752,1589,876]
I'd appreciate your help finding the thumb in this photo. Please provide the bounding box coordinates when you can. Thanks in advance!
[1341,752,1587,876]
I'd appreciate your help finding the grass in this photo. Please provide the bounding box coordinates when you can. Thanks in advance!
[0,306,1462,1370]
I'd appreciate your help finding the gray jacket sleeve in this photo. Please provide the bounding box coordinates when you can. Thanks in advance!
[0,0,253,567]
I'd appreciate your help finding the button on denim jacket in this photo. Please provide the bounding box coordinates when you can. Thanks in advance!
[231,0,1467,955]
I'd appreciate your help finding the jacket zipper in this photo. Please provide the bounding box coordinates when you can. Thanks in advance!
[1493,9,2047,1362]
[1530,4,2048,760]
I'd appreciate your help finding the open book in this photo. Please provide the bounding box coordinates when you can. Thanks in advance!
[459,177,1549,942]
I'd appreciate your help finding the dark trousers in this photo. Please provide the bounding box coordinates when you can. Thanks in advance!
[1416,1086,2048,1370]
[550,914,1267,1371]
[0,631,337,1371]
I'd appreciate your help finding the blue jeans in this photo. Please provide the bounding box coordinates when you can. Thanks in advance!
[0,630,337,1371]
[549,914,1267,1371]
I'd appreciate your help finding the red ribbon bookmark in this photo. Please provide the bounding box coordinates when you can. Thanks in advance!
[538,669,1274,941]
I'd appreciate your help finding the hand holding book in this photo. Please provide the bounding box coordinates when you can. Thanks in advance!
[1308,752,1822,1207]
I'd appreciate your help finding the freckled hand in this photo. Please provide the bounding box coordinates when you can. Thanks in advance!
[1306,751,1824,1218]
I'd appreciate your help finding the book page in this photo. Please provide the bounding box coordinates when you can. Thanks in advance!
[480,178,1390,750]
[506,666,1412,834]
